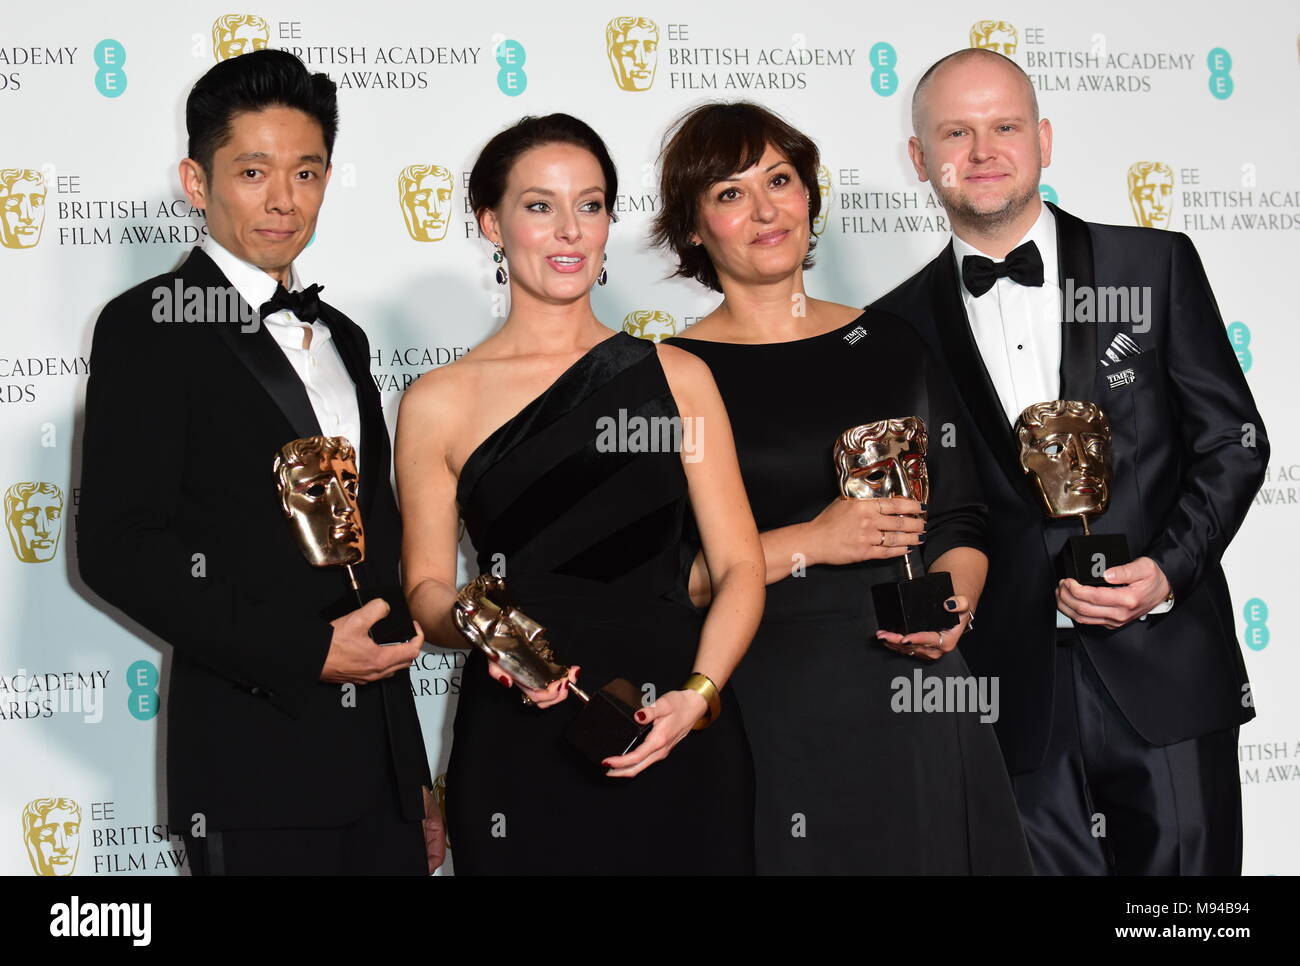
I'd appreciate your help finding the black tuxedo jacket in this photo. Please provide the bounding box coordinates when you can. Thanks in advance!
[78,246,430,830]
[873,202,1267,774]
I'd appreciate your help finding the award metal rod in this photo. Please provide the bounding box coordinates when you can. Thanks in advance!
[345,564,365,608]
[1080,514,1091,536]
[461,613,591,703]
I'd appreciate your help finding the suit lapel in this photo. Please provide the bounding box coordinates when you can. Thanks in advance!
[180,247,323,441]
[1049,202,1099,403]
[928,245,1039,503]
[318,305,383,519]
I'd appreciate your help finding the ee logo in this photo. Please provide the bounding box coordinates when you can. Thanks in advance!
[1207,48,1233,100]
[496,39,526,96]
[1039,185,1059,204]
[95,39,127,98]
[869,43,897,97]
[126,659,159,720]
[1226,321,1251,373]
[1242,598,1268,651]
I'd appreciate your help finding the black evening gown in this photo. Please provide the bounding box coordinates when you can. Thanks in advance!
[446,331,755,875]
[667,308,1031,875]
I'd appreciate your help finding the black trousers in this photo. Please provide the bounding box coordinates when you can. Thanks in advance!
[1010,629,1242,875]
[182,762,426,875]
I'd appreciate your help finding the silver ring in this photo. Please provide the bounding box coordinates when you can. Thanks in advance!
[937,630,946,648]
[906,646,916,657]
[879,531,887,547]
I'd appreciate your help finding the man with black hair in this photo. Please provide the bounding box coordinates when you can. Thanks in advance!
[78,49,441,875]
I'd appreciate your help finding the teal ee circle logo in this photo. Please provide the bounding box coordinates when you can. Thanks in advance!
[1226,321,1251,372]
[1207,47,1233,99]
[869,42,897,96]
[496,39,526,96]
[94,39,126,98]
[126,659,159,720]
[1242,598,1268,651]
[1039,184,1059,204]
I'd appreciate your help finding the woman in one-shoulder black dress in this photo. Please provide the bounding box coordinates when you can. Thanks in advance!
[654,102,1031,874]
[445,332,758,874]
[397,115,764,875]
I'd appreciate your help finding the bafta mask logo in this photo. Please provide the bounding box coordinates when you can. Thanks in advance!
[273,436,365,568]
[5,482,63,563]
[812,165,833,236]
[398,164,454,242]
[1015,400,1112,518]
[969,20,1019,57]
[23,798,81,876]
[606,17,659,91]
[1127,162,1175,229]
[212,14,269,62]
[834,417,930,502]
[622,310,680,342]
[0,169,46,250]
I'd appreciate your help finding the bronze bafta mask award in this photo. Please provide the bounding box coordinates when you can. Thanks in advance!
[1015,401,1131,585]
[453,575,649,766]
[274,436,417,645]
[834,417,959,635]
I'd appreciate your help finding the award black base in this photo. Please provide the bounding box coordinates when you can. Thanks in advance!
[1058,534,1131,587]
[564,677,651,766]
[358,586,418,645]
[871,571,959,636]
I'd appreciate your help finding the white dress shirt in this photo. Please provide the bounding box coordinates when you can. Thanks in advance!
[950,204,1168,623]
[203,236,362,466]
[952,202,1061,427]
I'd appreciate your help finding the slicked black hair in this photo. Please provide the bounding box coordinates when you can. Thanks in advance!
[186,49,338,178]
[469,113,619,221]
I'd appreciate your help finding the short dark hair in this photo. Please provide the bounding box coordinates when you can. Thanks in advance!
[652,101,821,293]
[186,49,338,178]
[468,114,619,220]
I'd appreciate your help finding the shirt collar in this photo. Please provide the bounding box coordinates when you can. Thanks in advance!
[201,235,303,320]
[951,201,1059,296]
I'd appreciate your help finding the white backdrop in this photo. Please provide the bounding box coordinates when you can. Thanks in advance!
[1,0,1295,876]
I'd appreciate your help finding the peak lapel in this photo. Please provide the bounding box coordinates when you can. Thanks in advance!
[317,305,384,519]
[928,245,1040,504]
[180,247,323,442]
[1049,202,1099,404]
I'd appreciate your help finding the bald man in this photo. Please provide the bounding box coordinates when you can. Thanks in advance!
[873,48,1267,875]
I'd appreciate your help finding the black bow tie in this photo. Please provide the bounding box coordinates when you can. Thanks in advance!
[961,241,1044,298]
[260,282,325,323]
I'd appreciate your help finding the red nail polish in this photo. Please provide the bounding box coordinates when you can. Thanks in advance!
[499,677,511,688]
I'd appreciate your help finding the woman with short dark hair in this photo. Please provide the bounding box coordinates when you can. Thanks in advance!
[656,101,1031,874]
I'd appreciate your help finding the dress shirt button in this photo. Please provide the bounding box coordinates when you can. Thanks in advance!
[1017,344,1024,350]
